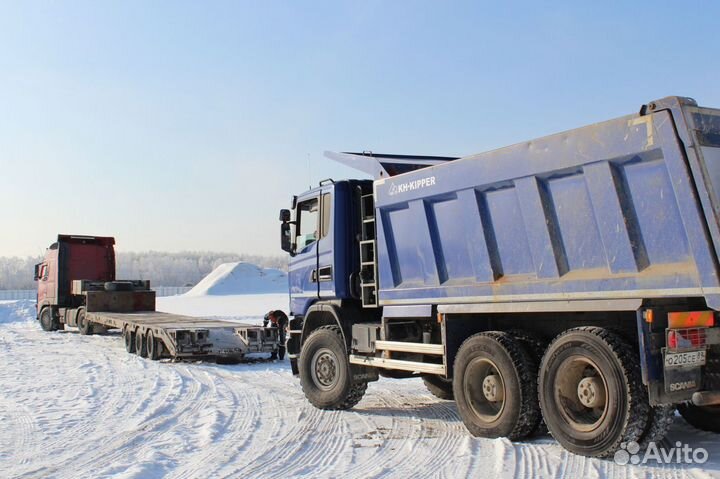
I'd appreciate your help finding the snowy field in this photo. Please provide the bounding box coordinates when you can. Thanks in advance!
[2,296,720,478]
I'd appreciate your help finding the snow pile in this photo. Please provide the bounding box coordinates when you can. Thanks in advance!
[0,300,35,325]
[184,262,287,296]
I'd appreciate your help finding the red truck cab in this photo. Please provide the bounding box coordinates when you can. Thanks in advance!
[35,235,115,330]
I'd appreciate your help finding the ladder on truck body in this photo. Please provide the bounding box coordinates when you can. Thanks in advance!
[359,193,378,307]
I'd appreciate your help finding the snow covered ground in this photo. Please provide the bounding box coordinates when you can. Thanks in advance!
[2,296,720,478]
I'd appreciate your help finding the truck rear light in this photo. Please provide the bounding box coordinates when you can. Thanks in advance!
[668,311,714,329]
[666,327,707,351]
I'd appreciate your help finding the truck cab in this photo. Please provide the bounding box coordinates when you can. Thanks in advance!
[35,235,116,330]
[281,179,372,317]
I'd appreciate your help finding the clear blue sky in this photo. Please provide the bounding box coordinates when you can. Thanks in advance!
[2,1,719,257]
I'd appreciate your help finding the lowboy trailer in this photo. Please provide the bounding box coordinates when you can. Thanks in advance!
[279,96,720,457]
[35,235,279,361]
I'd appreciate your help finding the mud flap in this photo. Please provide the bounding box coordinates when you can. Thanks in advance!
[664,364,702,395]
[352,363,379,383]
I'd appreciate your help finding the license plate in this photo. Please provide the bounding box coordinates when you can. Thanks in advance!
[664,349,707,369]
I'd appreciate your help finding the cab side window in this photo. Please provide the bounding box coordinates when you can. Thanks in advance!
[296,198,319,249]
[320,193,331,239]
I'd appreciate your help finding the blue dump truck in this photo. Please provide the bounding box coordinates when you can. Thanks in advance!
[279,96,720,457]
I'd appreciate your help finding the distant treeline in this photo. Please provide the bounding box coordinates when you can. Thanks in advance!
[0,252,288,290]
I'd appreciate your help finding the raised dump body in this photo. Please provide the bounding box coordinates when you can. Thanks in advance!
[281,96,720,458]
[370,97,720,310]
[36,235,280,361]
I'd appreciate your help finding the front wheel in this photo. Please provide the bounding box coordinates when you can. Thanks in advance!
[39,308,57,332]
[299,326,367,410]
[422,374,454,400]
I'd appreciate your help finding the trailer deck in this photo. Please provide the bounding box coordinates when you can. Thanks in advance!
[34,234,282,363]
[86,310,278,359]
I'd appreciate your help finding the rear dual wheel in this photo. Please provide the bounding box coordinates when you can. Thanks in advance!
[454,327,657,457]
[453,332,541,440]
[539,327,649,458]
[678,352,720,433]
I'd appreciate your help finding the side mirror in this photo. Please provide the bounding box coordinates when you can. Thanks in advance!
[279,209,291,222]
[281,223,294,255]
[34,264,40,281]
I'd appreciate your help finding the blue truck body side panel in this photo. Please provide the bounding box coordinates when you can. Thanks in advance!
[372,98,720,309]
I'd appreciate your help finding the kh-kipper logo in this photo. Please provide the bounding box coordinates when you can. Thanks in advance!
[388,176,436,196]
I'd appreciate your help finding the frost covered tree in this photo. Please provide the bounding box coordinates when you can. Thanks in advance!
[0,252,287,289]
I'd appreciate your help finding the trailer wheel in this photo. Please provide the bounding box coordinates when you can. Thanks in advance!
[453,332,540,440]
[422,374,454,400]
[123,326,136,354]
[147,330,162,360]
[135,329,148,358]
[299,325,367,410]
[538,327,649,457]
[77,309,93,336]
[39,307,57,332]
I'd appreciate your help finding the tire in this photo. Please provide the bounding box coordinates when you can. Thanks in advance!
[77,309,93,336]
[639,405,675,448]
[453,331,541,440]
[123,326,136,354]
[135,329,148,358]
[147,330,162,360]
[508,329,548,436]
[104,281,133,292]
[678,350,720,432]
[422,374,454,400]
[678,404,720,433]
[538,327,649,458]
[299,325,367,410]
[39,307,57,332]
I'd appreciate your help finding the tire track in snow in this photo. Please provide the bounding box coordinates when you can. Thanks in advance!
[169,365,265,479]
